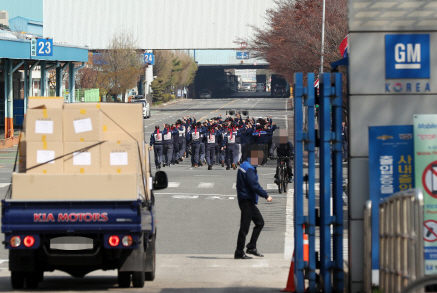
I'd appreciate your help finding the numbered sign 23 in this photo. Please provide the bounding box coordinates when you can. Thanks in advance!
[36,39,53,56]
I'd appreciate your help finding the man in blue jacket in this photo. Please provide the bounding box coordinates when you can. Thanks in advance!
[235,144,272,259]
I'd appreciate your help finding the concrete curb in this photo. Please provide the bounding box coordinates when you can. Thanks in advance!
[152,98,190,108]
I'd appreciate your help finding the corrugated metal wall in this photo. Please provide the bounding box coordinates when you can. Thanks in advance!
[43,0,276,50]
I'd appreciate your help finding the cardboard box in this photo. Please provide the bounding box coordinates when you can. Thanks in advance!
[63,109,101,142]
[18,132,26,157]
[11,173,144,201]
[28,96,64,109]
[26,109,63,142]
[17,157,26,173]
[100,141,140,174]
[26,142,64,174]
[64,142,101,174]
[64,103,144,133]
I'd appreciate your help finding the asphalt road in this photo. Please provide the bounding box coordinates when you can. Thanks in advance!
[0,96,348,292]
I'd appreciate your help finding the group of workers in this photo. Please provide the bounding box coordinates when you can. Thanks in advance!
[149,113,294,182]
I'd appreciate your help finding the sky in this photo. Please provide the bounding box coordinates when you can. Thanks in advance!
[0,0,42,21]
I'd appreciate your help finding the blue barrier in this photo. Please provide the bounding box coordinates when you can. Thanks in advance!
[293,72,343,292]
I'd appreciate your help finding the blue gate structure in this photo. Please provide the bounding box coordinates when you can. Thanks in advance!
[293,72,344,292]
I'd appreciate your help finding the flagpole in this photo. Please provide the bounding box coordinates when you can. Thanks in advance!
[320,0,326,74]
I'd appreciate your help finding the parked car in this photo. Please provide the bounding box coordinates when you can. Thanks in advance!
[199,89,212,99]
[241,83,252,92]
[133,99,151,118]
[256,83,266,92]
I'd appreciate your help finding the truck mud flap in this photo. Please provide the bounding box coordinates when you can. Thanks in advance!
[119,233,145,272]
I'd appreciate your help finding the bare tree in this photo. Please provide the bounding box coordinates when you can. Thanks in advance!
[97,32,145,102]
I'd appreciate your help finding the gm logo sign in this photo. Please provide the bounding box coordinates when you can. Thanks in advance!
[385,34,430,79]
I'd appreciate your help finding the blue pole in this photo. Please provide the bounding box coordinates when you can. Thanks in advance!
[304,73,317,292]
[319,73,332,292]
[293,73,305,292]
[332,72,344,291]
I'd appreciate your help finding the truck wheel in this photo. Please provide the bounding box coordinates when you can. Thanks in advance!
[11,272,25,289]
[118,271,131,288]
[145,234,156,281]
[25,272,39,289]
[132,271,145,288]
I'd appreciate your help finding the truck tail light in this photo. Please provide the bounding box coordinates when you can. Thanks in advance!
[23,236,35,248]
[108,236,119,247]
[10,236,21,248]
[122,235,133,247]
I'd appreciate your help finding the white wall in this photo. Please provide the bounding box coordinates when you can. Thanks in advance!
[43,0,276,50]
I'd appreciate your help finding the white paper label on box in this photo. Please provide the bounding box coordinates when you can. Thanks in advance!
[73,118,93,134]
[36,150,55,164]
[110,152,128,166]
[35,120,54,134]
[73,152,91,166]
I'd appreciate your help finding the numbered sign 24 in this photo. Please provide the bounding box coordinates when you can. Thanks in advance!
[36,39,53,56]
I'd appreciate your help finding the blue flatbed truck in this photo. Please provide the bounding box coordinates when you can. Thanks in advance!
[1,171,168,289]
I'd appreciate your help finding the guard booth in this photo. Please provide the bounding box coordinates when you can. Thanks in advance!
[0,36,88,141]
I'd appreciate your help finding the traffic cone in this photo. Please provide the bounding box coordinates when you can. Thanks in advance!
[281,250,296,292]
[303,233,309,262]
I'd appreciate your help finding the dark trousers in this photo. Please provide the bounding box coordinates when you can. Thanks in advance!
[226,143,238,167]
[191,143,200,165]
[215,145,220,163]
[163,144,173,165]
[205,144,216,165]
[241,144,248,162]
[153,144,163,167]
[342,141,348,159]
[199,143,206,162]
[236,199,264,252]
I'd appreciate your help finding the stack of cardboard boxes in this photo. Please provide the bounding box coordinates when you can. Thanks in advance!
[12,97,151,201]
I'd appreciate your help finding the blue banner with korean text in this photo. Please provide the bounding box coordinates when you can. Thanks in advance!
[369,125,415,284]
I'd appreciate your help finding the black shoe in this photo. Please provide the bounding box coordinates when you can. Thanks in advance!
[274,180,279,185]
[199,162,203,166]
[246,248,264,257]
[208,165,212,170]
[226,167,230,170]
[191,164,195,167]
[221,160,225,167]
[175,160,179,164]
[234,251,253,260]
[158,163,161,169]
[163,163,166,167]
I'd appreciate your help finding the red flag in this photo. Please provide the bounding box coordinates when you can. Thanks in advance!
[339,35,348,58]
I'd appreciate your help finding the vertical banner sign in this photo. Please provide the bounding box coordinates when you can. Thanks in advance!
[414,115,437,275]
[369,125,415,282]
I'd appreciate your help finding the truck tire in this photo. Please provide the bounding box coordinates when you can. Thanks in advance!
[118,271,131,288]
[11,272,25,289]
[145,234,156,281]
[25,273,39,289]
[132,271,145,288]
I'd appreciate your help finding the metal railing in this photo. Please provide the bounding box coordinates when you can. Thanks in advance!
[364,200,372,293]
[379,189,424,293]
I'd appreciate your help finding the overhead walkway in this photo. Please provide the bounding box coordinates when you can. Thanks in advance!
[0,37,88,145]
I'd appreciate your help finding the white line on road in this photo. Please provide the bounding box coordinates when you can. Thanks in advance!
[172,195,198,199]
[232,183,236,189]
[0,260,8,265]
[267,184,278,190]
[284,189,294,260]
[0,183,11,188]
[168,182,181,188]
[198,182,214,188]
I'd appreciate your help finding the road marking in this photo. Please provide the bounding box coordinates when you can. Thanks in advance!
[198,182,214,188]
[0,260,8,265]
[172,195,198,199]
[168,182,181,188]
[198,100,236,121]
[205,196,231,200]
[0,183,11,188]
[284,189,294,260]
[267,184,277,190]
[232,183,236,189]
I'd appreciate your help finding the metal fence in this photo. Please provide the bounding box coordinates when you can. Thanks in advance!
[379,189,424,293]
[364,200,372,293]
[61,89,100,102]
